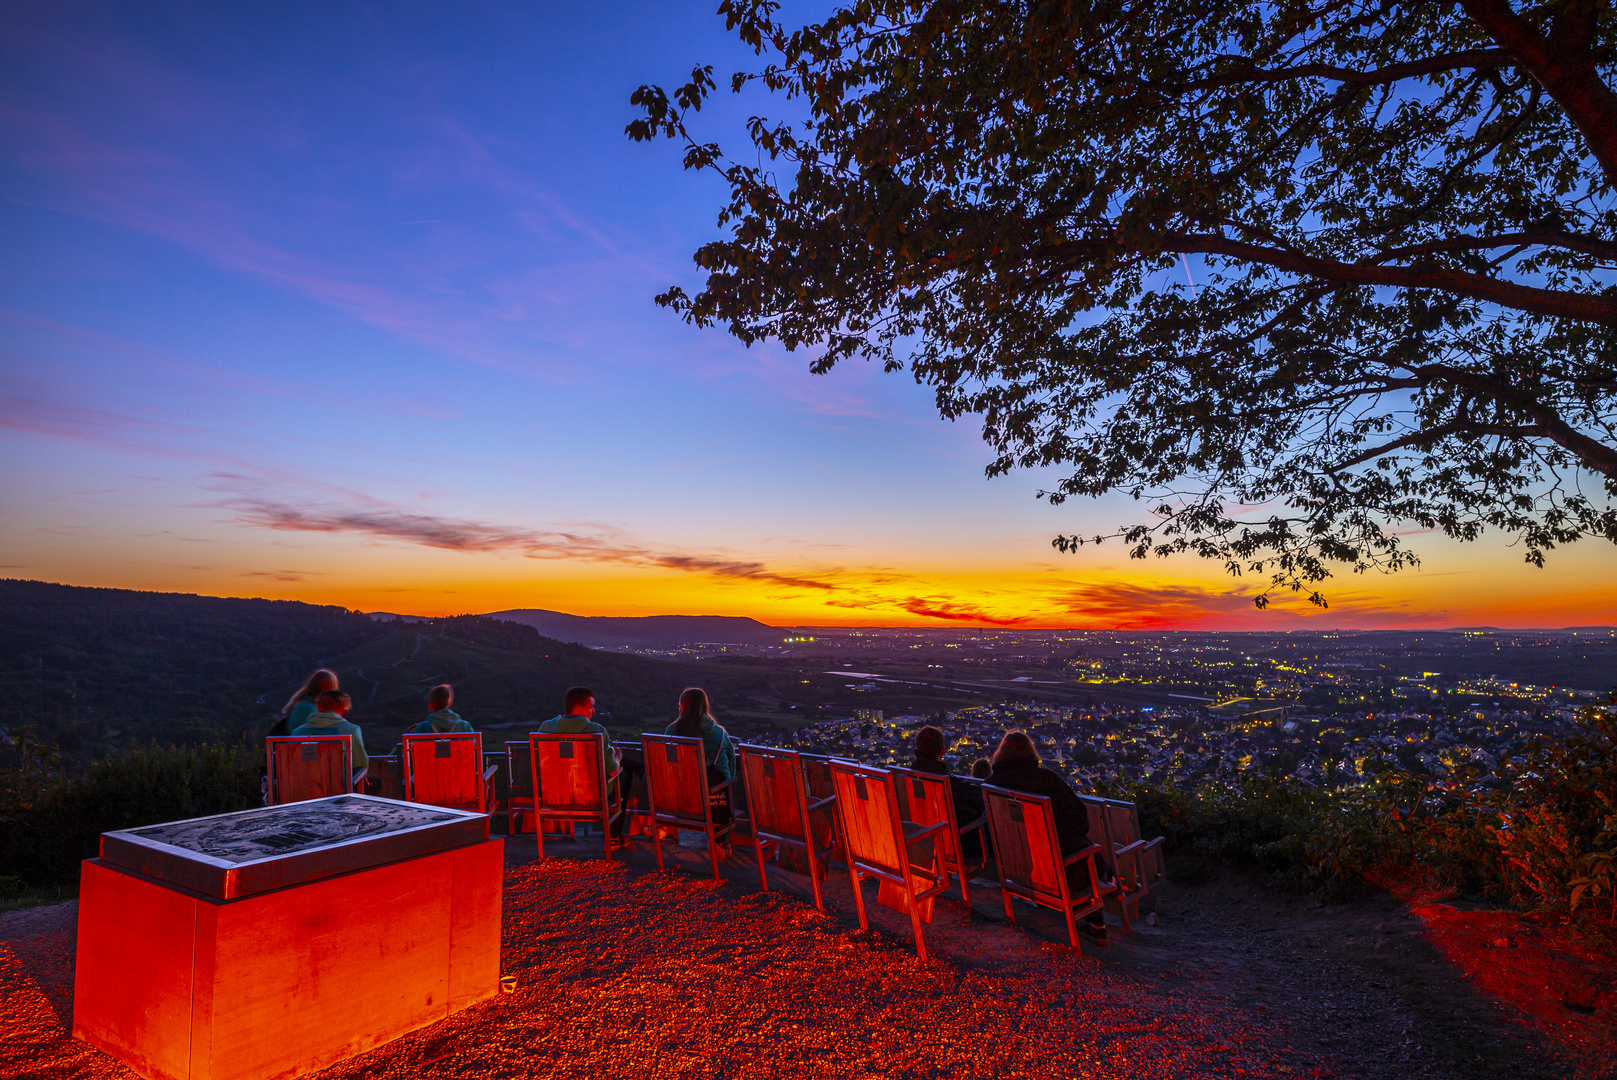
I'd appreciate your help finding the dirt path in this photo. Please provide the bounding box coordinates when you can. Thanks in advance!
[2,836,1610,1080]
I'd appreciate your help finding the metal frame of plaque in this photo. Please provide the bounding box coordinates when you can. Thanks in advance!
[98,793,490,900]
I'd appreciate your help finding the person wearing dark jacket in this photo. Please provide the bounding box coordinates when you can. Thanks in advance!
[986,730,1109,943]
[911,725,988,860]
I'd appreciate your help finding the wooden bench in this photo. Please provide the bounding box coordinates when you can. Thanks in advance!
[738,744,838,911]
[529,732,623,858]
[893,766,987,907]
[1080,794,1166,928]
[265,736,359,805]
[982,783,1116,947]
[641,733,737,880]
[402,732,498,815]
[829,760,951,961]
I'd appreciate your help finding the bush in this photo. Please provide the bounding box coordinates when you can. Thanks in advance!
[1107,705,1617,921]
[0,735,260,888]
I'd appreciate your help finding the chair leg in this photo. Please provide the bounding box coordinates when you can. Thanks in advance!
[753,835,770,893]
[535,815,546,860]
[1062,903,1080,948]
[906,885,928,963]
[952,837,971,908]
[706,815,721,881]
[848,864,869,931]
[806,838,825,914]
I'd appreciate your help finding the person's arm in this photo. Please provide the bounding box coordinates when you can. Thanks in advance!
[349,725,369,770]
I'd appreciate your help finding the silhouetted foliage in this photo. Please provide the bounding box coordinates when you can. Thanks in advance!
[632,0,1617,606]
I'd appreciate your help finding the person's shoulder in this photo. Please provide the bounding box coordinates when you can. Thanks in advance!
[536,716,559,731]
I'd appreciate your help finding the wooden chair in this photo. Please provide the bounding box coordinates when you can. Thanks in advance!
[782,753,840,874]
[1081,795,1166,928]
[529,733,622,858]
[641,733,737,880]
[982,783,1117,947]
[265,736,357,805]
[364,754,404,801]
[504,741,535,833]
[738,744,838,911]
[401,732,497,814]
[829,760,951,961]
[894,767,987,907]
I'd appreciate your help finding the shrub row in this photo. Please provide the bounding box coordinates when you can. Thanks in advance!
[1105,706,1617,921]
[0,733,260,888]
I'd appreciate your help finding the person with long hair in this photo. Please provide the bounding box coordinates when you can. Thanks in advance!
[911,724,987,860]
[986,730,1110,944]
[270,668,338,738]
[665,687,737,846]
[665,687,735,780]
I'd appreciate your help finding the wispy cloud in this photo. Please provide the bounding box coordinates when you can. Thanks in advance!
[897,597,1032,626]
[1054,582,1262,626]
[220,494,837,592]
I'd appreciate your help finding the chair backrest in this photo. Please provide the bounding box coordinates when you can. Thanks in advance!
[982,784,1065,901]
[530,733,609,811]
[1095,795,1166,887]
[893,767,957,836]
[506,741,535,799]
[365,754,404,801]
[829,761,905,876]
[266,736,352,804]
[402,731,485,812]
[738,744,809,841]
[642,734,709,821]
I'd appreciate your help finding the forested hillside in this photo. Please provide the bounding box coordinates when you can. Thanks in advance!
[0,581,779,764]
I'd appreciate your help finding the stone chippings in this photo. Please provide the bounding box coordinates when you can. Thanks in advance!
[0,840,1610,1080]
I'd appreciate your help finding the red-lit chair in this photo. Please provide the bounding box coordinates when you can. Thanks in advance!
[829,760,951,961]
[983,784,1116,947]
[364,754,404,801]
[1080,794,1166,929]
[738,744,838,911]
[266,735,358,805]
[401,732,497,814]
[640,733,737,880]
[894,766,987,907]
[529,732,622,858]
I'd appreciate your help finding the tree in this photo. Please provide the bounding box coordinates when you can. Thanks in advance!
[630,0,1617,606]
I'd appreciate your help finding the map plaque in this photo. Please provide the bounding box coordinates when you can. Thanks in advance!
[99,793,488,898]
[74,794,503,1080]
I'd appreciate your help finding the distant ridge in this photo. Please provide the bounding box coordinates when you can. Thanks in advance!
[484,608,786,648]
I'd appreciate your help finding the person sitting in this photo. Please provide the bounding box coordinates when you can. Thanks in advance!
[270,668,338,738]
[665,687,736,846]
[911,724,987,859]
[971,757,993,780]
[986,730,1108,943]
[291,689,369,771]
[408,684,473,734]
[537,686,623,838]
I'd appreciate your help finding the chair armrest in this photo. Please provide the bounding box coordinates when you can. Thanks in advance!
[1061,841,1105,867]
[482,764,500,781]
[902,820,947,842]
[352,768,368,787]
[806,794,837,813]
[957,814,987,834]
[607,766,623,784]
[1113,838,1148,859]
[708,776,740,794]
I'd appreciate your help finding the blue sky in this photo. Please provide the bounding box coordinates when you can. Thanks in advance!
[3,1,1614,628]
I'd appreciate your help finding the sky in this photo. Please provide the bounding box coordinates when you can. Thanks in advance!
[2,2,1614,630]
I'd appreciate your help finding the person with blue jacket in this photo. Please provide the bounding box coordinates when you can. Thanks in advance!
[408,684,473,734]
[664,686,735,780]
[291,689,369,770]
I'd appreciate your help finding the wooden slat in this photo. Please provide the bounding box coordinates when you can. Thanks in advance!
[402,733,486,813]
[531,734,605,811]
[832,766,903,875]
[740,748,805,841]
[643,735,707,821]
[266,736,350,805]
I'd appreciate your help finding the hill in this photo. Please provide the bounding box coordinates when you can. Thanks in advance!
[485,608,785,648]
[0,581,787,763]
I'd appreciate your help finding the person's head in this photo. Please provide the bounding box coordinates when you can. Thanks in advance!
[674,687,710,737]
[991,730,1039,769]
[316,690,352,716]
[563,686,595,717]
[282,669,338,717]
[427,684,453,711]
[914,725,945,762]
[971,757,992,780]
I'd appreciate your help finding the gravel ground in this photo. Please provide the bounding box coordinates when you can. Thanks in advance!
[1,833,1609,1080]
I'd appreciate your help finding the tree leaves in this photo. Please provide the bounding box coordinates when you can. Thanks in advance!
[631,0,1617,606]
